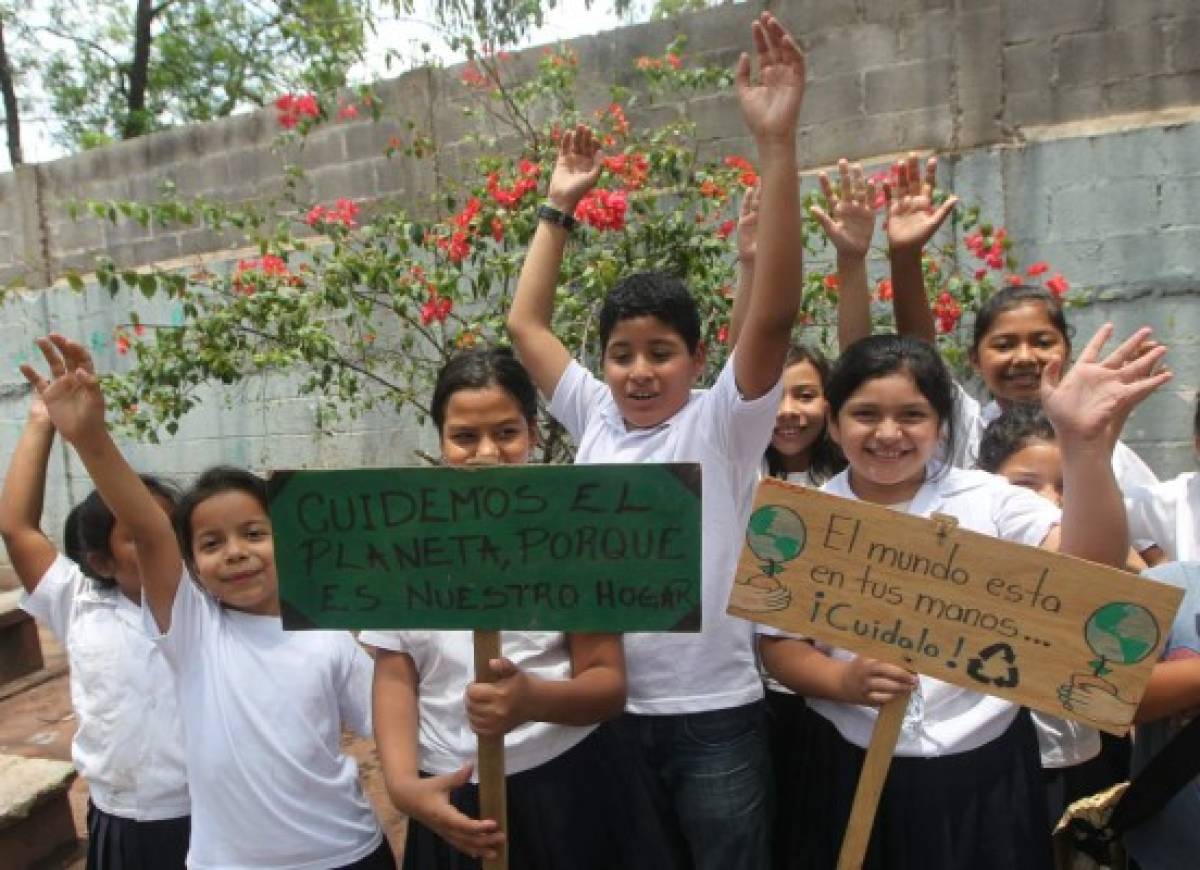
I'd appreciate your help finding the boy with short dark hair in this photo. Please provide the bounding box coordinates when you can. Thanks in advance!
[507,12,807,868]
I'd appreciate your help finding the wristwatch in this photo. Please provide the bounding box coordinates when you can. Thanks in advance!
[537,202,578,232]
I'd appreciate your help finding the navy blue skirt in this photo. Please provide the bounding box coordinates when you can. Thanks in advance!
[402,724,630,870]
[86,801,189,870]
[783,708,1053,870]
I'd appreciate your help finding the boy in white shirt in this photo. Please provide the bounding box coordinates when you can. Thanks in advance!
[505,13,806,868]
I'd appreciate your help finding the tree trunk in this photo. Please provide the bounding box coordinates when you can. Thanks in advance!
[122,0,155,138]
[0,17,22,166]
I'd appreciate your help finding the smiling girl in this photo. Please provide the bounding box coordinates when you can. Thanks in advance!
[21,334,394,870]
[759,327,1169,869]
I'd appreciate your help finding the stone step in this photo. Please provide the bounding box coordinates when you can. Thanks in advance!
[0,754,78,869]
[0,589,44,686]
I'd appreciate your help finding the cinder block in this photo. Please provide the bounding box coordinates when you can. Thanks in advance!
[798,72,864,125]
[1106,73,1200,116]
[864,0,953,22]
[1166,17,1200,74]
[864,58,954,114]
[1002,40,1055,96]
[804,24,897,79]
[1057,25,1169,89]
[1003,0,1104,43]
[1102,0,1191,29]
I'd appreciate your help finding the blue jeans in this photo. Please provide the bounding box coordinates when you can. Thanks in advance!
[614,702,773,870]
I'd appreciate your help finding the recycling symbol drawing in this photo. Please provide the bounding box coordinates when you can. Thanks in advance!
[966,642,1020,689]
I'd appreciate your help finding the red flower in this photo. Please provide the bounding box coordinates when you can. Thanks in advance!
[491,217,505,242]
[460,63,488,89]
[133,323,146,337]
[933,291,962,334]
[1006,273,1023,286]
[1045,274,1070,297]
[420,292,454,325]
[275,93,320,129]
[723,155,758,187]
[667,53,682,70]
[437,231,472,264]
[115,334,130,355]
[636,56,663,71]
[603,153,649,189]
[306,198,359,229]
[594,103,629,138]
[717,324,729,344]
[487,168,540,208]
[453,197,482,230]
[985,251,1004,270]
[964,231,985,256]
[1026,261,1049,277]
[337,103,360,121]
[699,179,726,200]
[574,188,628,231]
[716,219,736,240]
[875,278,893,301]
[232,254,295,294]
[823,273,839,291]
[973,268,987,281]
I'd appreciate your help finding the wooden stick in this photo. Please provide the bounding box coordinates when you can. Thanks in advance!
[473,628,508,870]
[836,692,910,870]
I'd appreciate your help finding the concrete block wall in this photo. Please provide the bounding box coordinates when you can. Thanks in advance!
[1,0,1199,559]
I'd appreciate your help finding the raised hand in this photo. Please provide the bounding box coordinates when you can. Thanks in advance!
[737,183,760,263]
[26,392,52,429]
[546,124,603,212]
[810,158,877,259]
[466,657,535,737]
[1041,324,1172,445]
[19,334,106,445]
[884,154,959,253]
[398,764,505,859]
[735,12,806,144]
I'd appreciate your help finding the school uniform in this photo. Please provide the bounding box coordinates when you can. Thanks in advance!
[549,353,782,870]
[1126,471,1200,562]
[144,574,388,870]
[789,465,1058,870]
[22,555,190,870]
[360,629,629,870]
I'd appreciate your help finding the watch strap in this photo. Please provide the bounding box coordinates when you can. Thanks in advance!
[537,202,578,232]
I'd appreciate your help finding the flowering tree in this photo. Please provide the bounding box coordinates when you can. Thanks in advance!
[49,35,1072,459]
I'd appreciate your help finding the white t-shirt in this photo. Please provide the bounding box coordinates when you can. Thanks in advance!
[145,575,382,870]
[1126,471,1200,562]
[360,630,594,777]
[549,354,782,715]
[950,385,1160,498]
[806,465,1060,756]
[21,555,189,820]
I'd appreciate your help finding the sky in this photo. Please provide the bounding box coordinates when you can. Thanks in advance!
[4,0,636,171]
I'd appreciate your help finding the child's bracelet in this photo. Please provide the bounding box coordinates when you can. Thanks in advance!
[536,203,578,232]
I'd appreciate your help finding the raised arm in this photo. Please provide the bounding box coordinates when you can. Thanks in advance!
[372,649,504,861]
[733,12,806,400]
[1039,325,1171,567]
[466,632,625,736]
[20,334,182,630]
[507,125,603,399]
[726,183,760,349]
[885,154,958,344]
[809,159,877,352]
[0,397,59,590]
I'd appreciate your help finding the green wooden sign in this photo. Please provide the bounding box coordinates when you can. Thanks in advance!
[269,463,702,632]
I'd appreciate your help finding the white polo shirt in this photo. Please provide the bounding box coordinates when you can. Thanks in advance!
[949,385,1160,496]
[360,630,594,777]
[1126,471,1200,562]
[806,465,1060,756]
[146,575,382,870]
[549,354,782,715]
[21,555,189,821]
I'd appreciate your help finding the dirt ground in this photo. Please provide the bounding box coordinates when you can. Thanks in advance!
[0,624,408,868]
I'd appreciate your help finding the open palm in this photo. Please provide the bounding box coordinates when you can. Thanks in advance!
[547,125,603,210]
[19,335,106,445]
[885,155,958,252]
[736,13,807,141]
[811,160,876,257]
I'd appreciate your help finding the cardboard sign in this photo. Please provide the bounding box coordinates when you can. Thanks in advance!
[270,463,702,632]
[728,479,1184,735]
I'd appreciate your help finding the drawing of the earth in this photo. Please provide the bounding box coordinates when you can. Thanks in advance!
[1085,602,1159,666]
[746,505,807,565]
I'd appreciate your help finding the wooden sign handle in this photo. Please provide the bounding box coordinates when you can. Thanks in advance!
[836,692,910,870]
[473,629,508,870]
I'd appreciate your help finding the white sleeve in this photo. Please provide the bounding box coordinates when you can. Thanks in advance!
[944,381,984,469]
[337,635,376,738]
[991,479,1061,546]
[1113,440,1160,492]
[547,360,610,443]
[1125,484,1174,554]
[19,555,84,644]
[704,352,784,464]
[142,569,211,667]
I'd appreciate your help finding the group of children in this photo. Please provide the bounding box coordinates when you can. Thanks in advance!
[1,11,1197,870]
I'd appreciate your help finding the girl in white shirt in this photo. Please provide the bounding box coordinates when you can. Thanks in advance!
[0,393,190,870]
[1126,393,1200,565]
[759,328,1168,870]
[19,334,393,870]
[364,347,629,869]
